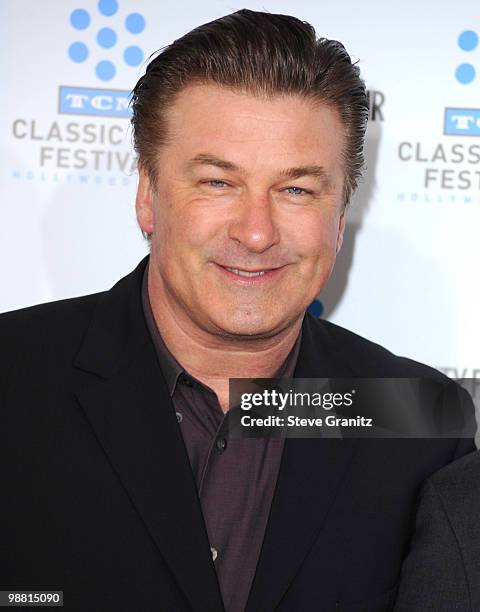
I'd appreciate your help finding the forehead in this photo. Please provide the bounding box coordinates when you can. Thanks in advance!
[161,83,345,174]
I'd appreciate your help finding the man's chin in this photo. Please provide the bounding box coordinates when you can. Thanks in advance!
[209,312,291,340]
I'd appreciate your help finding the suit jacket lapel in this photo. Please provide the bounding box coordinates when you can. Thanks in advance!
[245,313,359,612]
[73,256,224,612]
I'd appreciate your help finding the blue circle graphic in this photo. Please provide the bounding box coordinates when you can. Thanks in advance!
[97,27,117,48]
[98,0,118,16]
[307,299,324,318]
[458,30,479,52]
[68,42,89,63]
[96,60,116,81]
[70,8,90,29]
[125,13,145,34]
[124,45,144,66]
[455,63,475,84]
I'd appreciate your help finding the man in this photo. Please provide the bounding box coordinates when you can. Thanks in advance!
[0,9,475,612]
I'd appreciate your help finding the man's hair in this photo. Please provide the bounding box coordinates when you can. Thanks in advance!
[130,8,368,210]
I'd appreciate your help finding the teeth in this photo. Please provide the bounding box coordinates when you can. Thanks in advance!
[225,266,267,277]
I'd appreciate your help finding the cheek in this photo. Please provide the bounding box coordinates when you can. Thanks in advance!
[154,197,224,260]
[288,213,339,260]
[182,206,227,258]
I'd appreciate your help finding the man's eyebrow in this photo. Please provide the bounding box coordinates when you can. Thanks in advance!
[279,165,330,183]
[184,154,242,172]
[185,154,333,186]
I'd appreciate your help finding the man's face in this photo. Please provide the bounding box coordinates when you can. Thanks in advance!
[136,84,346,339]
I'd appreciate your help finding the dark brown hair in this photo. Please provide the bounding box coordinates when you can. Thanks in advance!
[130,8,368,207]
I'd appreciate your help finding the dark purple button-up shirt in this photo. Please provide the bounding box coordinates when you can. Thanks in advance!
[142,266,301,612]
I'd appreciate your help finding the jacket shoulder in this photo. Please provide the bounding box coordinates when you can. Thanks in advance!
[315,316,447,380]
[0,292,104,357]
[429,449,480,490]
[425,449,480,607]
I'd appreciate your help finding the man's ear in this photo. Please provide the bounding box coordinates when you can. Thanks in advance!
[336,211,346,254]
[135,165,154,235]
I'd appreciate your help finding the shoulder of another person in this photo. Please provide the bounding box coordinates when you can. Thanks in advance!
[429,450,480,494]
[416,451,480,550]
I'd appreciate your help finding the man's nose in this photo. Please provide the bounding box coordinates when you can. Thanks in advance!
[227,194,280,253]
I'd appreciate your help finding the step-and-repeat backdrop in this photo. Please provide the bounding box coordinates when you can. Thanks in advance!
[1,0,479,382]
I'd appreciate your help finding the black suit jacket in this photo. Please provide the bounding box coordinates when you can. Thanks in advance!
[0,256,475,611]
[394,450,480,612]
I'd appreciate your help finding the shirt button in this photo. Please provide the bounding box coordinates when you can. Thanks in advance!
[215,436,227,453]
[210,546,218,561]
[175,411,183,423]
[181,374,194,387]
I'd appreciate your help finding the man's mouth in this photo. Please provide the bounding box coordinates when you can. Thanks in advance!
[213,262,288,284]
[223,266,272,278]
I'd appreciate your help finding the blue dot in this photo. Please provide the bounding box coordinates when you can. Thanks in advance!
[307,299,324,317]
[98,0,118,16]
[97,27,117,48]
[70,8,90,29]
[68,42,89,63]
[458,30,478,52]
[125,13,145,34]
[124,45,144,66]
[455,63,475,84]
[96,60,116,81]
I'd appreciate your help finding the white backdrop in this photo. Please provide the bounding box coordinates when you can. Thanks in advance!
[1,0,479,381]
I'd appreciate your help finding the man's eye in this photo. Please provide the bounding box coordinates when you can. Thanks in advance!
[205,180,229,188]
[285,186,308,196]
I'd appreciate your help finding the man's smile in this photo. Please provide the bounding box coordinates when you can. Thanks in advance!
[213,262,290,284]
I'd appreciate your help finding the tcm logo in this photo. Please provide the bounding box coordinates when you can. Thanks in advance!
[59,0,146,118]
[59,86,130,118]
[444,108,480,137]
